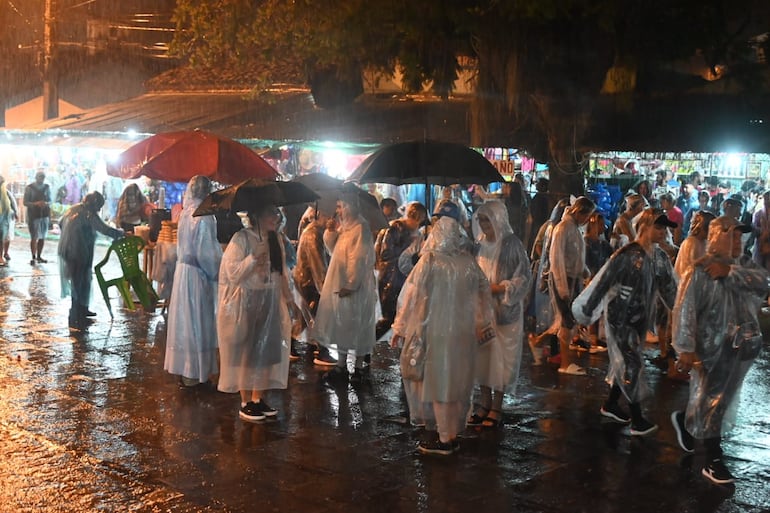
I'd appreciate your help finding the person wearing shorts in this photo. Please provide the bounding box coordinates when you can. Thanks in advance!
[24,170,52,265]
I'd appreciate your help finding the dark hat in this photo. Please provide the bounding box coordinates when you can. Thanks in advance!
[638,208,677,231]
[653,213,678,229]
[711,215,752,234]
[722,194,744,207]
[434,200,461,222]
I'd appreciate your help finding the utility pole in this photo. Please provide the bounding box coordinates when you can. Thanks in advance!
[43,0,59,120]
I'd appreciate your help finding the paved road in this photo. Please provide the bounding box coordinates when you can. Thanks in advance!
[0,237,769,512]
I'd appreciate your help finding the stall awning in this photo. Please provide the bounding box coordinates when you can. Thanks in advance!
[20,90,473,147]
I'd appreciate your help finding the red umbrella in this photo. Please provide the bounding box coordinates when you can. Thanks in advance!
[107,130,279,184]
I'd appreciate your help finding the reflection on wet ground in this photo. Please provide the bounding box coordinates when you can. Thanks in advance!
[1,239,769,512]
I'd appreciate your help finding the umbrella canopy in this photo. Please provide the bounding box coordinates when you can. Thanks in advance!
[292,173,388,232]
[348,140,504,186]
[193,178,319,217]
[107,130,279,184]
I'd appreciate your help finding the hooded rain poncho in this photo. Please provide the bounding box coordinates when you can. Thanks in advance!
[471,201,532,393]
[164,179,223,383]
[573,242,677,402]
[217,226,292,393]
[673,221,769,438]
[393,216,495,435]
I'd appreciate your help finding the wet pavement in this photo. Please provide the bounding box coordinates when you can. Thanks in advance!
[1,236,770,512]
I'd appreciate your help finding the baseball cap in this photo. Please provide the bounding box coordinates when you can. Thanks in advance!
[434,200,460,222]
[710,215,752,234]
[638,207,677,230]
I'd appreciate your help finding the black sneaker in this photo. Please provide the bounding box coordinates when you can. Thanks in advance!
[417,439,456,456]
[670,411,694,453]
[289,339,300,362]
[702,458,735,484]
[239,402,266,422]
[321,366,349,384]
[624,418,658,437]
[313,347,338,366]
[30,258,36,265]
[254,400,278,417]
[84,310,98,317]
[600,402,631,424]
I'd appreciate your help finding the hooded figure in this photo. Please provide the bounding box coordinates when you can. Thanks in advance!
[164,176,223,387]
[468,201,532,428]
[548,196,595,375]
[217,202,293,422]
[291,204,335,365]
[573,208,679,436]
[671,216,768,484]
[674,210,716,278]
[311,191,378,382]
[58,191,123,329]
[391,215,495,455]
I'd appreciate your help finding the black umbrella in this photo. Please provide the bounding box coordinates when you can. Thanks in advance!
[193,178,319,217]
[348,140,505,186]
[292,173,388,232]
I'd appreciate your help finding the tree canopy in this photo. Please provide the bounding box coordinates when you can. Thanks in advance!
[171,0,770,193]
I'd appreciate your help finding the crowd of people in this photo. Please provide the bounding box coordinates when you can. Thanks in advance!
[1,167,768,486]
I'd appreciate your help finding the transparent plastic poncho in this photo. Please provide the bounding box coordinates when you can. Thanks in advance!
[392,216,495,432]
[573,243,678,402]
[471,201,532,394]
[217,227,291,393]
[672,227,770,438]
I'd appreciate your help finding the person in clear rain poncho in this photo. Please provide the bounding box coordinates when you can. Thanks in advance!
[673,210,716,278]
[548,196,595,375]
[164,176,223,388]
[573,208,678,436]
[58,191,123,329]
[671,216,769,485]
[391,215,495,455]
[217,203,294,422]
[467,201,532,429]
[311,191,378,383]
[291,203,335,365]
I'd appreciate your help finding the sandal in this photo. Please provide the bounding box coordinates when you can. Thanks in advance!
[467,405,489,426]
[482,410,503,429]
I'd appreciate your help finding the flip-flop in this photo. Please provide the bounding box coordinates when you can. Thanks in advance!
[558,363,587,376]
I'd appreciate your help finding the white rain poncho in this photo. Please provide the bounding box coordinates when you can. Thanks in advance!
[471,201,532,394]
[531,200,570,334]
[164,177,223,383]
[217,227,292,393]
[548,211,588,329]
[674,236,706,278]
[393,216,495,436]
[312,199,378,354]
[573,242,677,402]
[673,218,769,439]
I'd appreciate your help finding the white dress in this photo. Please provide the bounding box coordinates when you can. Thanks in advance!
[164,196,223,383]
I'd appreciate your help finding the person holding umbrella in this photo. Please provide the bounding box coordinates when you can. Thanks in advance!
[216,202,294,421]
[58,192,123,330]
[164,176,223,388]
[311,189,378,383]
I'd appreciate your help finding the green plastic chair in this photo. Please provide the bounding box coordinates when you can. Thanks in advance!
[94,235,159,318]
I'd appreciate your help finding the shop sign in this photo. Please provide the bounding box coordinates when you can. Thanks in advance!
[491,160,515,178]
